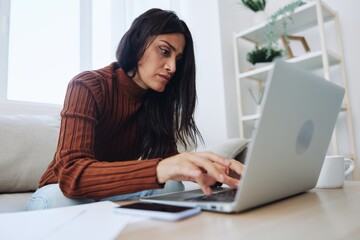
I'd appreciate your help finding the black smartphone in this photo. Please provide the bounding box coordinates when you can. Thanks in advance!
[113,202,201,221]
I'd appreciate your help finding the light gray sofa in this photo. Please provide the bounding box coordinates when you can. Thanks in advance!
[0,114,247,213]
[0,115,60,212]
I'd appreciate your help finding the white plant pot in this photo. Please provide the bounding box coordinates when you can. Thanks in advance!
[254,62,270,69]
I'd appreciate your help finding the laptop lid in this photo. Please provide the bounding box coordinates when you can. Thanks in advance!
[141,60,345,213]
[233,60,344,211]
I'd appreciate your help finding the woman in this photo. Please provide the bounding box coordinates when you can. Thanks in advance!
[28,8,244,210]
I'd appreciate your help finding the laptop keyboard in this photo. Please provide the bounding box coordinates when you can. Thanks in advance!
[185,189,237,202]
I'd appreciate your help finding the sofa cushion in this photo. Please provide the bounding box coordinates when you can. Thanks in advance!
[0,192,33,212]
[0,115,60,193]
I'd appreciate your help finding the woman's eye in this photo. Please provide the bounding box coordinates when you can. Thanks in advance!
[160,48,170,56]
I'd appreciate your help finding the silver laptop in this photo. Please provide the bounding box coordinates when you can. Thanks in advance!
[141,60,345,213]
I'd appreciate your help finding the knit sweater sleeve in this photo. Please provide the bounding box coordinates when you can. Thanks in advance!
[40,72,164,199]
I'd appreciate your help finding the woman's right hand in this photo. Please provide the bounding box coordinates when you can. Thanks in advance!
[156,152,243,195]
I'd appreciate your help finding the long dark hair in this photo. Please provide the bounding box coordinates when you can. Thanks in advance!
[116,8,202,158]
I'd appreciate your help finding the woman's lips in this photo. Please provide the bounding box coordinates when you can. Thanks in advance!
[158,74,171,82]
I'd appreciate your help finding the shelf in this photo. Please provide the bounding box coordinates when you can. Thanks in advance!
[287,49,340,69]
[238,63,273,81]
[235,1,335,45]
[241,114,260,122]
[233,0,358,179]
[238,50,341,81]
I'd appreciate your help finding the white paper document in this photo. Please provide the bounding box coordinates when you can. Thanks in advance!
[0,201,145,240]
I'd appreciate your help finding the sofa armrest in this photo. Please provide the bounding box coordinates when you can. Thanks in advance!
[194,138,249,162]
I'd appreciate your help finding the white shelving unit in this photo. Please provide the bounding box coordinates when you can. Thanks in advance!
[233,0,358,179]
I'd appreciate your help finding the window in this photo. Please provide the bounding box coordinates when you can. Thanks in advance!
[7,0,80,104]
[1,0,180,106]
[3,0,116,105]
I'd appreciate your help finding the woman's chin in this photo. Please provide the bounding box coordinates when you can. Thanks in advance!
[151,84,167,92]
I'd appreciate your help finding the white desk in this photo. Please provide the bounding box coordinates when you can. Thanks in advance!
[117,181,360,239]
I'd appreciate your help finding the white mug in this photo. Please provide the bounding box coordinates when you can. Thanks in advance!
[316,155,355,189]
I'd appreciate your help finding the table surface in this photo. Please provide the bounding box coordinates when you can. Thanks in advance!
[116,181,360,240]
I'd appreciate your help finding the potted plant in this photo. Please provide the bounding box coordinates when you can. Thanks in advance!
[246,45,283,65]
[240,0,266,12]
[245,0,304,65]
[239,0,267,24]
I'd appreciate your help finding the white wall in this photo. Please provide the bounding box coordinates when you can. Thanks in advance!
[217,1,256,138]
[176,0,229,142]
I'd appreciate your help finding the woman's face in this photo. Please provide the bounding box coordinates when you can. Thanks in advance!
[132,33,185,92]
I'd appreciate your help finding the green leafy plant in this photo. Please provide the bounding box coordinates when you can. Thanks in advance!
[244,0,305,64]
[240,0,266,12]
[265,0,304,51]
[247,45,283,65]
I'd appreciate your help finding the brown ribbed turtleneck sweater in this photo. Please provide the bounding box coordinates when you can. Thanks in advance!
[39,62,176,199]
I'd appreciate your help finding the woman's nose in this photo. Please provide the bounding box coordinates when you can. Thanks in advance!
[165,58,176,73]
